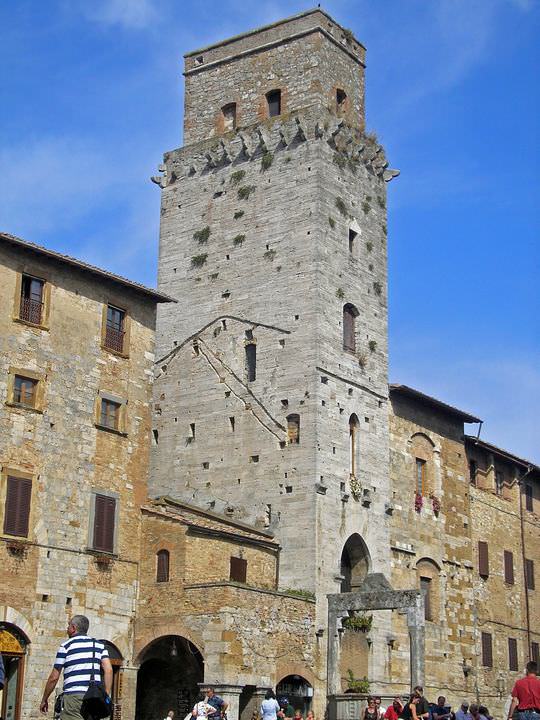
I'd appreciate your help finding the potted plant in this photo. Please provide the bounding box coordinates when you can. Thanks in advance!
[430,495,441,515]
[343,613,373,633]
[414,493,423,513]
[6,539,28,557]
[346,669,370,694]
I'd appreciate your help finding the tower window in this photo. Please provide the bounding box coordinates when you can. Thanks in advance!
[156,549,170,583]
[343,303,359,353]
[245,343,256,382]
[19,274,44,325]
[222,103,237,131]
[349,413,359,477]
[419,576,432,621]
[336,88,347,111]
[348,228,358,253]
[266,89,281,117]
[287,414,300,444]
[416,458,426,495]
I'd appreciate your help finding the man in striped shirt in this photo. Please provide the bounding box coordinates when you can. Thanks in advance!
[40,615,112,718]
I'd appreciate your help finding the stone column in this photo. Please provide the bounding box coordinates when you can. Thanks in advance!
[201,684,245,720]
[118,665,139,720]
[406,594,425,691]
[327,608,342,696]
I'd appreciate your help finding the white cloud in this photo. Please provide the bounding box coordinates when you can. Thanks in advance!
[75,0,158,30]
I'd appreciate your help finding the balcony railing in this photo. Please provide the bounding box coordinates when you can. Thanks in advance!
[19,297,43,325]
[105,325,125,353]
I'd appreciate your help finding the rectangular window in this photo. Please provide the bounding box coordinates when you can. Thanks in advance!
[508,638,518,671]
[222,103,237,131]
[99,398,121,431]
[495,469,504,495]
[19,274,44,325]
[532,642,539,665]
[92,494,116,553]
[481,631,493,667]
[478,541,489,578]
[104,305,126,354]
[245,343,256,382]
[266,89,281,117]
[504,550,515,585]
[13,375,38,407]
[469,460,477,484]
[525,484,533,512]
[348,228,357,253]
[525,559,535,590]
[229,556,247,583]
[416,458,426,496]
[420,576,432,621]
[3,475,32,537]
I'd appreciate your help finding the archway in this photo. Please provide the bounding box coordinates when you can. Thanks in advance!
[135,635,203,720]
[100,640,123,709]
[340,534,370,592]
[0,622,30,720]
[276,675,313,715]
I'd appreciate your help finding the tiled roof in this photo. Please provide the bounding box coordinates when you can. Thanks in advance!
[389,383,481,423]
[1,232,176,303]
[464,435,539,471]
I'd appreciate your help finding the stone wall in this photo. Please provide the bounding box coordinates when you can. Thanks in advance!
[0,241,158,720]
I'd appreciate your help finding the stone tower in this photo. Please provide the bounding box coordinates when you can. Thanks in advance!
[151,6,398,654]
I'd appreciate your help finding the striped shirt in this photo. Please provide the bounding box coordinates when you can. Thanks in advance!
[54,635,108,694]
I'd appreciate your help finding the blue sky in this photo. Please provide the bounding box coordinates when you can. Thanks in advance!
[1,0,539,461]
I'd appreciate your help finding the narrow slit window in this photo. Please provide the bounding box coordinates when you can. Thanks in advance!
[287,414,300,444]
[222,103,237,131]
[343,303,358,352]
[20,275,44,324]
[349,413,359,477]
[415,458,426,496]
[419,576,432,621]
[245,343,256,382]
[525,484,533,512]
[348,228,357,253]
[156,549,170,583]
[336,88,347,111]
[266,89,281,117]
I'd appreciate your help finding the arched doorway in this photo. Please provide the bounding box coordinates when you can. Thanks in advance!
[276,675,313,715]
[0,623,29,720]
[135,636,203,720]
[340,534,370,593]
[101,640,123,709]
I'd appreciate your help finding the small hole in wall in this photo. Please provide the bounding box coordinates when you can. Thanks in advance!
[174,417,178,423]
[321,376,328,384]
[222,291,230,298]
[229,416,235,431]
[237,478,241,484]
[294,315,299,320]
[202,462,210,469]
[285,486,293,494]
[173,268,177,273]
[308,166,311,171]
[339,408,344,414]
[284,472,288,478]
[66,597,72,606]
[365,416,370,423]
[245,329,253,340]
[333,446,336,455]
[281,399,289,407]
[226,255,230,260]
[152,429,159,444]
[340,482,345,491]
[222,319,227,330]
[348,388,353,396]
[322,400,326,406]
[279,339,285,347]
[307,231,311,235]
[279,440,286,449]
[225,391,231,398]
[266,244,269,250]
[250,455,259,463]
[195,55,204,65]
[47,551,51,558]
[193,340,199,356]
[42,594,49,602]
[190,423,196,438]
[378,400,383,408]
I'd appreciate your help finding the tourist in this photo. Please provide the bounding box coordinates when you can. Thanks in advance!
[163,712,175,720]
[193,695,218,719]
[261,690,281,720]
[364,697,380,720]
[412,687,430,720]
[399,694,421,720]
[384,698,404,720]
[469,704,488,720]
[507,660,540,720]
[39,614,112,719]
[376,697,387,717]
[432,697,451,720]
[204,687,228,720]
[478,707,491,720]
[455,702,472,720]
[293,710,303,720]
[306,710,315,720]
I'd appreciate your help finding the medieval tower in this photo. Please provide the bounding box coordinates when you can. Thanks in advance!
[151,7,399,686]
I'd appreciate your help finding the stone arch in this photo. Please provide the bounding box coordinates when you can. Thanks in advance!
[416,557,441,623]
[0,606,33,642]
[134,623,202,665]
[0,620,31,720]
[340,534,370,592]
[276,673,313,714]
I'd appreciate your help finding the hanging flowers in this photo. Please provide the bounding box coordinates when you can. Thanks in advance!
[431,495,441,516]
[414,493,424,513]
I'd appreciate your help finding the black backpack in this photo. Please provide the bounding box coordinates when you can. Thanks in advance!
[81,640,112,720]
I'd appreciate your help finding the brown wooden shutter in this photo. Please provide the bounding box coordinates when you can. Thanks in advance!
[229,556,247,583]
[93,494,116,553]
[525,559,535,590]
[478,541,489,578]
[532,642,539,664]
[504,550,515,584]
[481,632,493,667]
[508,638,518,671]
[525,484,533,512]
[156,550,170,582]
[3,476,32,537]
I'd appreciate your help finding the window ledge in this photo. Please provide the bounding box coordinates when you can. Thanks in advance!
[86,547,118,559]
[13,316,49,331]
[95,423,127,437]
[5,401,43,414]
[101,344,129,359]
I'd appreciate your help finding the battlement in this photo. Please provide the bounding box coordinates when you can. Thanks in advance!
[182,8,366,145]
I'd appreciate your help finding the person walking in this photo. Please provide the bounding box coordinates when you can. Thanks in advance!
[507,660,540,720]
[39,615,112,719]
[261,690,280,720]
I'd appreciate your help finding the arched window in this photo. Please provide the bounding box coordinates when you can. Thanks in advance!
[221,103,237,131]
[340,534,370,592]
[287,414,300,444]
[411,433,435,496]
[416,558,441,622]
[266,89,281,117]
[349,413,359,477]
[343,304,358,353]
[245,343,256,382]
[156,549,170,583]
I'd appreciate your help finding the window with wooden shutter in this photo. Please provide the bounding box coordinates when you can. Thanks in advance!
[478,541,489,578]
[229,556,247,583]
[525,484,533,512]
[525,559,535,590]
[92,494,116,553]
[532,641,539,664]
[156,549,170,583]
[481,632,493,667]
[508,638,518,671]
[504,550,515,584]
[3,476,32,537]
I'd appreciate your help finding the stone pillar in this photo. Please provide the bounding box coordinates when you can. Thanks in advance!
[327,610,342,696]
[118,665,139,720]
[406,594,425,691]
[201,684,245,720]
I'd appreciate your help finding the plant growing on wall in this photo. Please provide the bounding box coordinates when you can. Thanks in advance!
[373,281,382,296]
[336,288,345,299]
[234,210,245,220]
[261,152,274,171]
[350,474,362,500]
[238,185,256,200]
[368,340,377,352]
[193,226,211,244]
[283,588,316,600]
[362,200,371,215]
[366,241,373,253]
[233,234,245,246]
[346,670,370,694]
[430,495,441,516]
[343,613,373,633]
[328,216,336,229]
[230,169,245,185]
[335,197,348,217]
[357,353,367,369]
[333,152,347,169]
[264,249,277,261]
[191,254,208,268]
